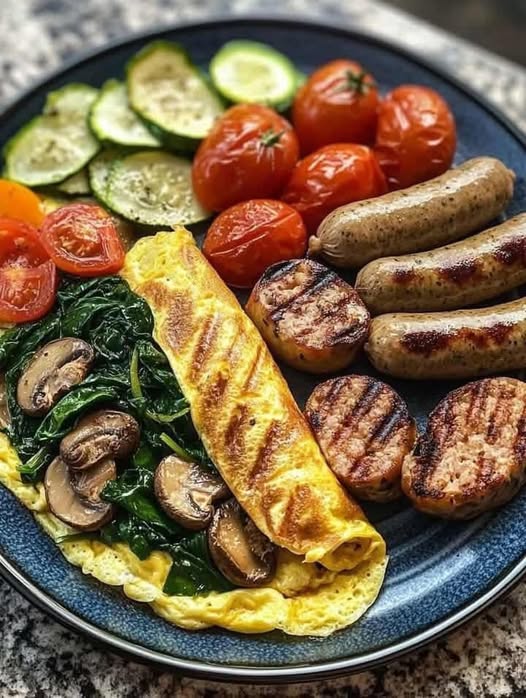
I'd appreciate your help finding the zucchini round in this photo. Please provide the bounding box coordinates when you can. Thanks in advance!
[56,168,91,196]
[127,41,224,152]
[4,84,100,187]
[104,151,209,226]
[89,79,161,148]
[210,40,298,110]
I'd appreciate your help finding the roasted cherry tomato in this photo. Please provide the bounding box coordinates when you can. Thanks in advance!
[192,104,299,212]
[0,217,57,323]
[292,60,379,154]
[281,144,387,233]
[203,199,307,288]
[41,202,125,277]
[375,85,457,190]
[0,179,44,227]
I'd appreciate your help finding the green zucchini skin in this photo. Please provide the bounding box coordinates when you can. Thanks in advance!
[89,79,161,149]
[209,40,299,112]
[4,84,100,187]
[126,41,224,153]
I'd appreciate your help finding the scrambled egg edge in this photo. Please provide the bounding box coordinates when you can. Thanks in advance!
[0,434,386,636]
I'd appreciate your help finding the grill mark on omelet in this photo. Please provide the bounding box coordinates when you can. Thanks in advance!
[189,313,221,381]
[224,405,250,461]
[248,420,283,486]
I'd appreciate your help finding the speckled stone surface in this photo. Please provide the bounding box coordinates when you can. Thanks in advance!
[0,1,525,696]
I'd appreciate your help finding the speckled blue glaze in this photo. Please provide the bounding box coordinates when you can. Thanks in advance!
[0,18,525,682]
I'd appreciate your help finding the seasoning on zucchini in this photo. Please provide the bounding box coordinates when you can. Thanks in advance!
[209,40,298,110]
[127,41,224,152]
[4,84,100,187]
[56,168,91,196]
[102,150,210,226]
[89,79,161,148]
[88,148,121,203]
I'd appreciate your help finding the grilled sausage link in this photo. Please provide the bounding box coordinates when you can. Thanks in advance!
[310,157,515,268]
[356,213,526,314]
[365,298,526,380]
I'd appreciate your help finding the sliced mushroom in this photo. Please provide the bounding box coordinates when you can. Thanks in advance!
[44,456,113,531]
[208,499,276,587]
[154,455,229,530]
[0,373,10,429]
[60,410,140,470]
[70,457,116,505]
[17,338,94,416]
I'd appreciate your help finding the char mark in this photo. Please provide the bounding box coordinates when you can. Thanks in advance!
[368,401,408,445]
[269,268,334,321]
[439,258,479,285]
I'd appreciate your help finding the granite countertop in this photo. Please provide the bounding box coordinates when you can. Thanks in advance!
[0,1,525,696]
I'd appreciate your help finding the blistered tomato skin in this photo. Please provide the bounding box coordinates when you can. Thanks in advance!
[192,104,299,212]
[375,85,457,190]
[292,60,380,155]
[203,199,307,288]
[281,144,388,234]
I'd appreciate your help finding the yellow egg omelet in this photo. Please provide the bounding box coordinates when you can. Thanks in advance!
[0,228,387,637]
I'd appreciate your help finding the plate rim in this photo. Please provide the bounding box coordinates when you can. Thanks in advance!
[0,13,525,684]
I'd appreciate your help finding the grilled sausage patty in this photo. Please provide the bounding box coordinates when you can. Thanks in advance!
[246,259,370,373]
[365,298,526,380]
[356,213,526,314]
[402,377,526,519]
[305,375,416,501]
[310,157,515,268]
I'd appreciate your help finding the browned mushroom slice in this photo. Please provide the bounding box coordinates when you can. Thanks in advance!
[208,499,276,587]
[70,457,116,505]
[44,457,113,531]
[60,410,140,470]
[17,338,94,416]
[154,455,229,530]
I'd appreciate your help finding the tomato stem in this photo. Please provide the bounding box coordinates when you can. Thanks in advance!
[334,70,375,95]
[260,128,285,147]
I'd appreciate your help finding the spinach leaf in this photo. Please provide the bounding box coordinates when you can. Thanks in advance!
[101,469,185,538]
[163,533,234,596]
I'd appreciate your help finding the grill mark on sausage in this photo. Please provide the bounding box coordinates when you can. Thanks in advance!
[368,401,407,446]
[330,378,384,449]
[392,267,417,284]
[494,236,526,265]
[439,258,479,285]
[259,260,298,285]
[291,292,360,343]
[306,378,346,430]
[269,269,333,322]
[401,323,515,355]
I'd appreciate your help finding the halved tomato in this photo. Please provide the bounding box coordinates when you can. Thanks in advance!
[0,217,57,323]
[40,202,125,277]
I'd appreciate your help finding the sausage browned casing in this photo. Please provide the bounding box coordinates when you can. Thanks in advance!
[356,213,526,314]
[310,157,515,268]
[365,298,526,379]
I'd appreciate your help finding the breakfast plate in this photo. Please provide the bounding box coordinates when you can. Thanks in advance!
[0,15,525,683]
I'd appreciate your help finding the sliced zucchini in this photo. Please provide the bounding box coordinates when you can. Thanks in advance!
[4,84,100,187]
[56,168,91,196]
[210,41,298,110]
[88,148,121,202]
[89,79,161,148]
[104,151,209,226]
[127,41,224,151]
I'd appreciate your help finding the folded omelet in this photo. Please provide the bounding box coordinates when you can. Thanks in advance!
[0,228,386,637]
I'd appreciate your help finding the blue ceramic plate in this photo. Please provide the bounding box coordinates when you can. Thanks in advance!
[0,16,525,684]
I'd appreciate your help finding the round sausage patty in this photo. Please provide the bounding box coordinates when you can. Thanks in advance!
[402,377,526,519]
[305,375,416,502]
